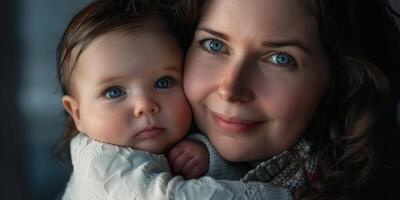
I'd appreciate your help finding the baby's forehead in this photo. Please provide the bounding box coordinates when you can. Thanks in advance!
[95,18,174,40]
[73,26,182,79]
[71,19,180,71]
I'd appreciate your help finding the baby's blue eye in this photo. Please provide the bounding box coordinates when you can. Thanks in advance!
[155,77,174,89]
[105,87,126,99]
[201,39,227,53]
[268,53,295,65]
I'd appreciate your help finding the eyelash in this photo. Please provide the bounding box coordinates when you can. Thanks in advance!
[197,37,297,67]
[199,38,230,55]
[101,76,178,99]
[265,52,297,67]
[103,86,126,99]
[154,76,177,89]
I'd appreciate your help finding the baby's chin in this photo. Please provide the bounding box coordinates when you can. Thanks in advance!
[132,142,174,155]
[140,147,166,155]
[85,136,164,154]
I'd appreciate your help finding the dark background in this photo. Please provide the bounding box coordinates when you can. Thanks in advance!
[1,0,89,199]
[0,0,399,199]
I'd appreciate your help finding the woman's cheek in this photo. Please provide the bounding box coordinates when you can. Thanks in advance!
[184,56,222,103]
[183,63,203,103]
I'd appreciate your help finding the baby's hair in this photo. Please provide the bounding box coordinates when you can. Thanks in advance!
[173,0,400,199]
[55,0,172,166]
[57,0,163,96]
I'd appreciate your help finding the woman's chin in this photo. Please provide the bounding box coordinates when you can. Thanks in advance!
[216,146,256,162]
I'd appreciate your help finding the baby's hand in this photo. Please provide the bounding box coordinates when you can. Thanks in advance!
[168,139,209,179]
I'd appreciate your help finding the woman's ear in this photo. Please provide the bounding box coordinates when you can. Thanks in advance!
[62,95,83,132]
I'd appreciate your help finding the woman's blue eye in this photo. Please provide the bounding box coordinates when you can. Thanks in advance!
[201,39,226,53]
[268,53,295,65]
[105,87,126,99]
[155,77,174,89]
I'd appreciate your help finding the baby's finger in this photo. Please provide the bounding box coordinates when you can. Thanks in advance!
[181,157,199,177]
[171,152,191,175]
[186,165,204,179]
[168,146,185,165]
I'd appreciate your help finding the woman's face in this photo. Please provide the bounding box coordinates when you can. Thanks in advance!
[184,0,331,161]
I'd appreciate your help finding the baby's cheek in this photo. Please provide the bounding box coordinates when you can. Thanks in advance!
[179,103,192,126]
[89,115,129,143]
[171,95,192,131]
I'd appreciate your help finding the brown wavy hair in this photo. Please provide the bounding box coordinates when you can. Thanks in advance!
[170,0,399,199]
[54,0,177,168]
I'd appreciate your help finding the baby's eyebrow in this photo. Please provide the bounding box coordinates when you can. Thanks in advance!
[163,65,182,73]
[91,75,126,87]
[262,40,312,55]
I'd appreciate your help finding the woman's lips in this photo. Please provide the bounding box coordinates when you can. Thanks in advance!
[211,111,263,132]
[135,127,165,139]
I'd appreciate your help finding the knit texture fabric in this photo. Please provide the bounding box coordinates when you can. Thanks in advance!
[187,133,251,180]
[241,139,317,193]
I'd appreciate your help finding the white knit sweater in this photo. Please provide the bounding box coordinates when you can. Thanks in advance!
[62,133,293,200]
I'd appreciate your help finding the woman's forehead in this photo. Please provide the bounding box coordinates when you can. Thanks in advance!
[200,0,319,20]
[198,0,320,44]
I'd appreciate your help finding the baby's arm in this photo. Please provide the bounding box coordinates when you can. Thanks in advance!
[185,133,251,180]
[168,133,250,180]
[168,139,210,179]
[63,133,293,200]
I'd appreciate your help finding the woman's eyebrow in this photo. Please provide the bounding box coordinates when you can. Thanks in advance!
[196,27,230,41]
[262,40,312,54]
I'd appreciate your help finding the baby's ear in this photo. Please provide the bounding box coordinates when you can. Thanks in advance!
[62,95,83,132]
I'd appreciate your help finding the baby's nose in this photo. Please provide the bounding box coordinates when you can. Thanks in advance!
[133,97,160,117]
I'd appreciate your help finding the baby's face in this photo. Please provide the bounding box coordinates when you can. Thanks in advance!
[64,23,192,153]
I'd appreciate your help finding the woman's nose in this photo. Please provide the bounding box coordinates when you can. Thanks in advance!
[217,62,254,103]
[133,96,160,117]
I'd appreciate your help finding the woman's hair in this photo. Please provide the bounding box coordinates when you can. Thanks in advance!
[54,0,177,167]
[172,0,400,199]
[306,1,399,199]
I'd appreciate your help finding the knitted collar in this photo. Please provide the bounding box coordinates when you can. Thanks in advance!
[241,138,317,193]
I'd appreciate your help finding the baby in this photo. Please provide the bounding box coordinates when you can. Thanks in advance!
[57,0,199,198]
[59,1,191,155]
